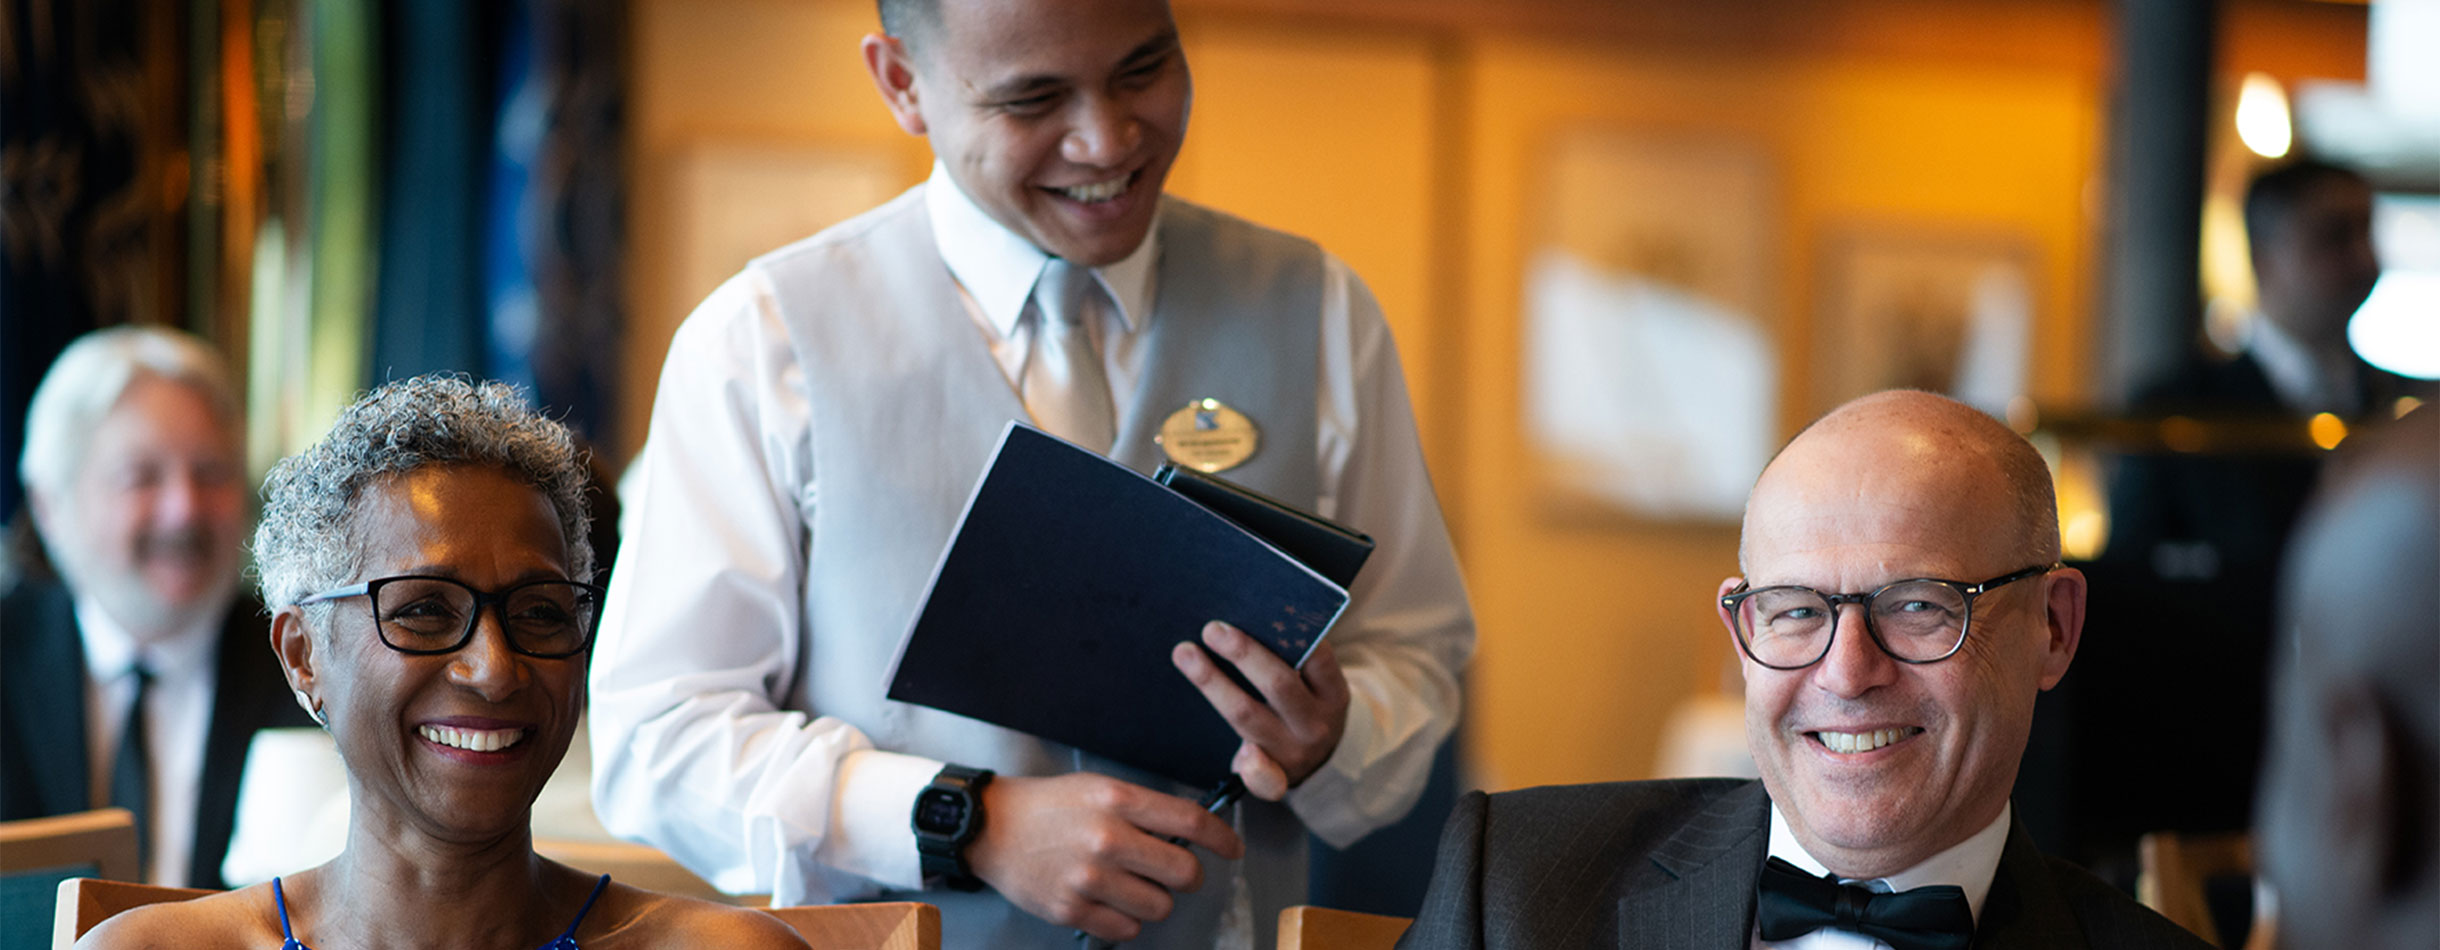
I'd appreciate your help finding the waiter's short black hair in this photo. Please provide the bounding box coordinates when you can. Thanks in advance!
[877,0,939,50]
[2244,159,2369,247]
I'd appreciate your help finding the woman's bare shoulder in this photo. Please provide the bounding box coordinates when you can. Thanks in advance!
[74,884,282,950]
[587,886,809,950]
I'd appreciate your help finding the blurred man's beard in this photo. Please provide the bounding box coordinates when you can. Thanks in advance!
[134,524,222,575]
[47,526,241,641]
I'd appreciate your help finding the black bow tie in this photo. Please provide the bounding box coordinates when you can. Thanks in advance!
[1755,856,1975,950]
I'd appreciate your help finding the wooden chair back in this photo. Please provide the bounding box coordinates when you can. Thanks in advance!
[1277,904,1411,950]
[49,878,215,949]
[52,878,943,950]
[759,902,940,950]
[534,838,732,904]
[1,810,144,950]
[0,809,139,882]
[2137,830,2276,949]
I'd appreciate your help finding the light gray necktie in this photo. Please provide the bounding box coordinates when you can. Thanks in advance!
[1022,258,1118,451]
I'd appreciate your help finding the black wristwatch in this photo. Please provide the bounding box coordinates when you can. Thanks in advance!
[913,764,994,891]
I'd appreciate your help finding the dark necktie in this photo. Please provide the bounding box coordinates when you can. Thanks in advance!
[108,664,154,876]
[1755,856,1975,950]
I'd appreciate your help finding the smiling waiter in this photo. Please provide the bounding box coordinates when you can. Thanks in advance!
[585,1,1475,948]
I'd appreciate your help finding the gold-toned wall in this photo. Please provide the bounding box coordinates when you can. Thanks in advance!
[620,0,2366,794]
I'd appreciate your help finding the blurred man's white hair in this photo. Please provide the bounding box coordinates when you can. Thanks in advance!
[19,325,240,500]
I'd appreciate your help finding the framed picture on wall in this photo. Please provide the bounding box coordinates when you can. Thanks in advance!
[1811,226,2039,419]
[1520,126,1781,525]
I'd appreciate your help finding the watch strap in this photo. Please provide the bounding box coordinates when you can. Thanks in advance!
[913,764,994,890]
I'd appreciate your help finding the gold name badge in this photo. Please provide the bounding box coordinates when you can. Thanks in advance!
[1156,398,1260,473]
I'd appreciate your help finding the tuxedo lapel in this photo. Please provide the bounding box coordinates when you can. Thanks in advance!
[2224,354,2282,410]
[1968,818,2090,950]
[188,600,305,889]
[1615,780,1769,950]
[1,581,93,819]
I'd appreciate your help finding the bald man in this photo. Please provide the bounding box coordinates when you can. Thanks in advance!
[1398,391,2208,949]
[2255,408,2438,950]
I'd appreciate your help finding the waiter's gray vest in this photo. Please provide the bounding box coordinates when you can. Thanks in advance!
[763,185,1324,950]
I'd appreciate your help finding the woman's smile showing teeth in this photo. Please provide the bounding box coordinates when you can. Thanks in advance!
[418,724,529,754]
[1810,727,1924,754]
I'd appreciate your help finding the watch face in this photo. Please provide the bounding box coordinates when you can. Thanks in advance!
[915,787,969,835]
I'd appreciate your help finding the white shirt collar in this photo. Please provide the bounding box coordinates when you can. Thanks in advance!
[74,593,223,683]
[1766,802,2013,925]
[2246,312,2361,414]
[922,162,1160,338]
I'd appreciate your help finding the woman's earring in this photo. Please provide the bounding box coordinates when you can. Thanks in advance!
[293,688,328,729]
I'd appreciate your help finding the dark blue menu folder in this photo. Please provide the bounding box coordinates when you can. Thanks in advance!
[886,422,1366,788]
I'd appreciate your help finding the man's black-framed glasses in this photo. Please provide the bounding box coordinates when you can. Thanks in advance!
[296,575,605,658]
[1720,564,2059,670]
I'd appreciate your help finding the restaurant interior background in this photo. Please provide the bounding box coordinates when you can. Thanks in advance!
[6,0,2435,915]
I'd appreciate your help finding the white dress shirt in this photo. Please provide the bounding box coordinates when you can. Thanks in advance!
[592,164,1475,903]
[77,595,221,886]
[1757,804,2012,949]
[2246,315,2365,416]
[925,159,1159,388]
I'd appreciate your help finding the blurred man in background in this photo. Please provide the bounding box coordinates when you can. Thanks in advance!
[1,326,310,887]
[2111,159,2426,575]
[2233,160,2402,418]
[2074,160,2433,888]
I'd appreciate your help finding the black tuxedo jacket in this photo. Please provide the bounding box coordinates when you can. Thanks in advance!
[2131,349,2431,419]
[2079,353,2437,850]
[2104,350,2434,572]
[1395,779,2211,950]
[0,578,313,888]
[2109,350,2436,565]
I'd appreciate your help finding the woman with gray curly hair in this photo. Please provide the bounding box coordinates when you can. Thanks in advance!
[79,375,805,949]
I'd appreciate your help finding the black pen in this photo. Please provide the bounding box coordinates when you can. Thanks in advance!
[1076,776,1246,949]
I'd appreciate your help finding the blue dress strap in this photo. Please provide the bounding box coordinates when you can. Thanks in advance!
[538,874,613,950]
[271,877,307,950]
[266,872,611,950]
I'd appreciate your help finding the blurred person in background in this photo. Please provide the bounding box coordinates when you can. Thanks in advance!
[78,375,805,949]
[2254,407,2437,950]
[1,326,312,887]
[2111,159,2431,576]
[2225,160,2412,419]
[2077,160,2435,896]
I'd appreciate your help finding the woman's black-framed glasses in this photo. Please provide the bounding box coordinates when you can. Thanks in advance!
[1719,563,2059,670]
[295,575,605,658]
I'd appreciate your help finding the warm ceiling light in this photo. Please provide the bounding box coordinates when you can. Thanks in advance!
[2309,412,2349,450]
[2237,72,2294,158]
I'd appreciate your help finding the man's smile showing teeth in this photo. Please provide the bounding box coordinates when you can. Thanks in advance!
[1811,727,1923,754]
[418,724,528,753]
[1052,173,1133,204]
